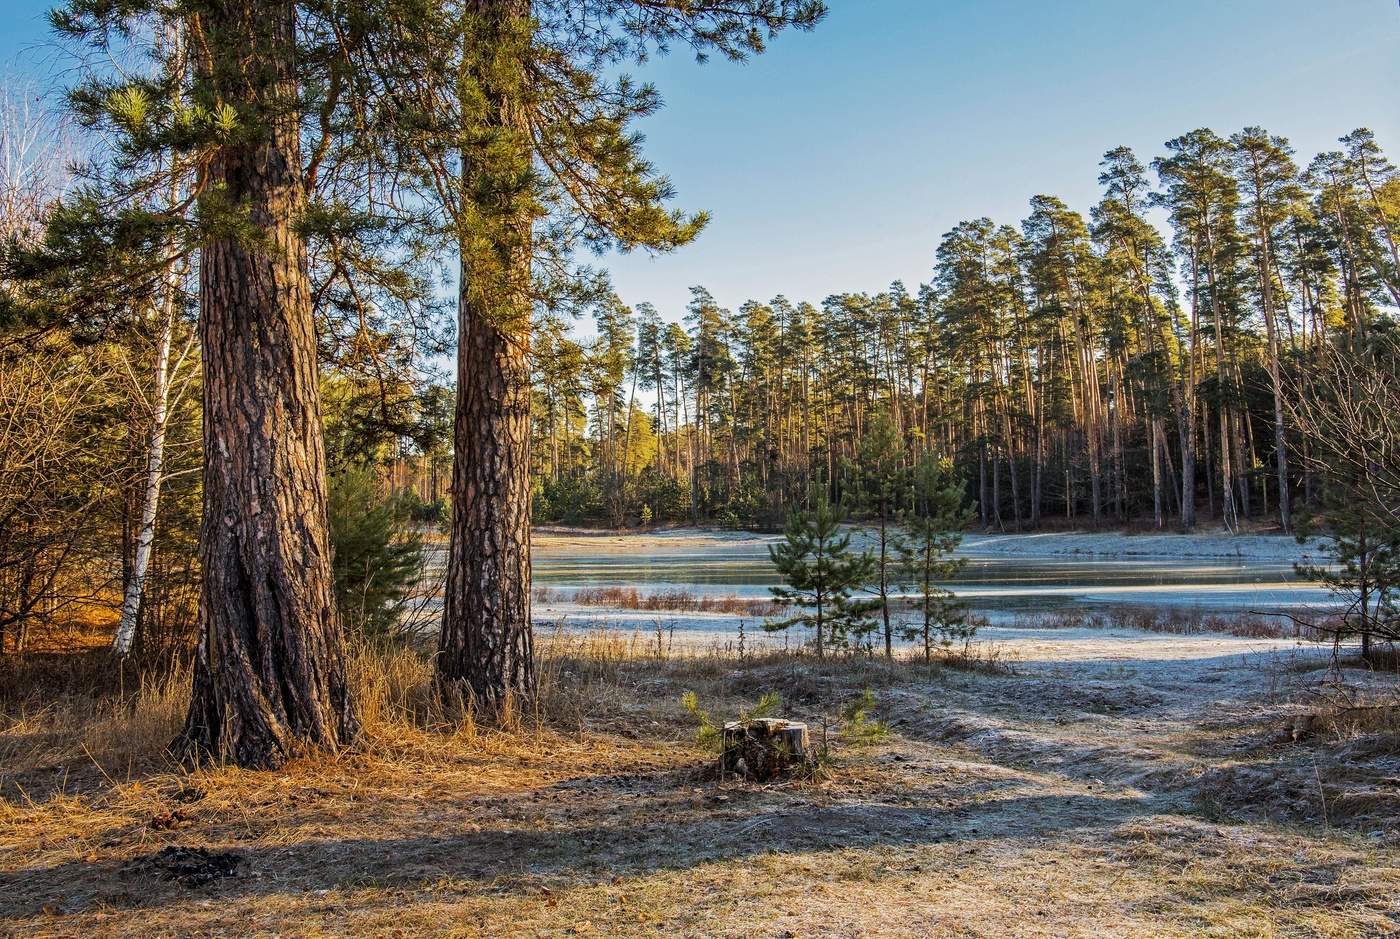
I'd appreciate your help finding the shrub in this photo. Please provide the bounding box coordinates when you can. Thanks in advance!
[328,467,424,646]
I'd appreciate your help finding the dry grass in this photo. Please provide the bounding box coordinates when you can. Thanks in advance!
[1290,684,1400,751]
[5,629,1400,937]
[0,655,188,789]
[1013,606,1319,639]
[535,585,785,617]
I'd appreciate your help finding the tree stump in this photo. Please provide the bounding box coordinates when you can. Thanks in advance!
[721,718,810,781]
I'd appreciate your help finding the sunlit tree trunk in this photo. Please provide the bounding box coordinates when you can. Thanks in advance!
[113,271,187,656]
[438,0,536,709]
[175,0,356,768]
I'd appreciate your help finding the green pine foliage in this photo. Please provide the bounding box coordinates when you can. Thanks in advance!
[680,690,781,752]
[849,410,910,658]
[840,689,890,747]
[327,467,424,647]
[765,495,878,657]
[1292,333,1400,658]
[898,453,975,661]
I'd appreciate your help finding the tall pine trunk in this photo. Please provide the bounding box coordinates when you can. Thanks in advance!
[175,0,356,768]
[1249,185,1291,531]
[438,0,536,709]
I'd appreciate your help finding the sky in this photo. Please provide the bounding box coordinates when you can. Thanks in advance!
[3,0,1398,322]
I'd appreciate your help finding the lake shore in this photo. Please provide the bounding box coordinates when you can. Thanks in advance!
[533,526,1329,562]
[523,527,1335,637]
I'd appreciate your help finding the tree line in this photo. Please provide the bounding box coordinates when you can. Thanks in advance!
[530,127,1400,534]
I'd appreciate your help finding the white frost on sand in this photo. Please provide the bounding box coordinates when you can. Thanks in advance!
[534,602,1326,670]
[533,526,1330,563]
[958,530,1328,562]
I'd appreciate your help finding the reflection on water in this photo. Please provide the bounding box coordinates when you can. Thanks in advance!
[533,548,1330,614]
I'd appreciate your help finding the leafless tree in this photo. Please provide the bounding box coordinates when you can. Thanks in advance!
[0,75,69,244]
[1286,334,1400,656]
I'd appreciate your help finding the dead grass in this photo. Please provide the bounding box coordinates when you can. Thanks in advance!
[1013,606,1319,640]
[535,585,785,617]
[0,656,188,790]
[5,631,1400,937]
[1291,684,1400,752]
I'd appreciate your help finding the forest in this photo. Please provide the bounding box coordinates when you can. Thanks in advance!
[3,0,1400,934]
[522,127,1400,532]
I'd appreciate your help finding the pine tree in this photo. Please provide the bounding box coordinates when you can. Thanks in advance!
[850,409,907,659]
[898,453,972,662]
[1340,129,1400,308]
[1231,127,1302,531]
[327,467,424,647]
[1155,130,1249,531]
[766,496,876,658]
[1291,331,1400,660]
[175,0,360,767]
[1094,146,1189,530]
[33,0,449,765]
[424,2,826,708]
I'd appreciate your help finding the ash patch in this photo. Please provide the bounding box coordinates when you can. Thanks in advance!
[122,846,243,888]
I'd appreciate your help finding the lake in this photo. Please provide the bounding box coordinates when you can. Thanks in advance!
[530,530,1336,621]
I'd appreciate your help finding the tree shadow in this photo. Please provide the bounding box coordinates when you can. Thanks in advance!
[2,758,1152,923]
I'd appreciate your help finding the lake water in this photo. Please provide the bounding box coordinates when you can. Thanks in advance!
[532,540,1333,619]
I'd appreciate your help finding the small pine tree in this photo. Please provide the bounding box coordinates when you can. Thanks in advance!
[1290,333,1400,660]
[898,453,974,662]
[850,409,909,659]
[766,494,877,658]
[328,467,424,647]
[1296,478,1400,660]
[840,688,890,746]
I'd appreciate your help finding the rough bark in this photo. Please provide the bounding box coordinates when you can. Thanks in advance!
[439,286,536,708]
[174,0,357,768]
[437,0,536,709]
[721,718,810,781]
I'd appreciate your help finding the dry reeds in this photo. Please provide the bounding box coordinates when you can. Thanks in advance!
[534,585,784,617]
[1012,606,1316,639]
[0,655,189,785]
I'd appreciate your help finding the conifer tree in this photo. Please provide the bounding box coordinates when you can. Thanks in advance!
[766,496,876,658]
[1155,130,1249,531]
[898,453,972,662]
[850,410,907,659]
[1231,127,1301,531]
[175,0,359,766]
[35,0,371,765]
[1094,146,1189,530]
[420,0,825,708]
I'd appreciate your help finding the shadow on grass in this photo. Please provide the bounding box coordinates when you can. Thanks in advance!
[1,761,1151,922]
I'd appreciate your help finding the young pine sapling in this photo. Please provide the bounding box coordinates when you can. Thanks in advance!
[898,453,974,662]
[766,495,877,658]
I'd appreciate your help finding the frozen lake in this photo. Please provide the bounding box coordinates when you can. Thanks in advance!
[530,528,1335,619]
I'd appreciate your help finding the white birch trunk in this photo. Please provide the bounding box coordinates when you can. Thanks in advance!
[112,279,179,656]
[113,23,189,658]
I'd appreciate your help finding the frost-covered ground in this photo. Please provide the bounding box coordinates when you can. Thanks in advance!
[956,529,1328,561]
[10,625,1399,938]
[12,529,1392,939]
[532,526,1329,561]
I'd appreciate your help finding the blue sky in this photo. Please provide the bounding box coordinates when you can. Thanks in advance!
[4,0,1398,320]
